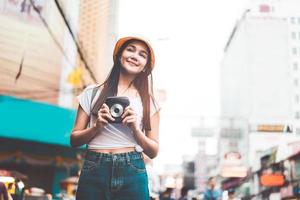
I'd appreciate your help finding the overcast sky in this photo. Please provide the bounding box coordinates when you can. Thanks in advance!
[117,0,249,173]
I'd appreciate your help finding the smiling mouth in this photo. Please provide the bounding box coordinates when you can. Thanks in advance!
[127,60,138,66]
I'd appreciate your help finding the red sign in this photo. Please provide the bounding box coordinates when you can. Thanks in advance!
[259,4,270,13]
[260,174,284,186]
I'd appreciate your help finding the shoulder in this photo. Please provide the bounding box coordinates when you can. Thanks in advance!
[77,84,102,116]
[83,83,102,92]
[80,84,103,97]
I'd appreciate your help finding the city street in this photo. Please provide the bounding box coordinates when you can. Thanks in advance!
[1,0,300,200]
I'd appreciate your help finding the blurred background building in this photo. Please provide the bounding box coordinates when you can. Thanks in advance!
[0,0,118,197]
[220,0,300,199]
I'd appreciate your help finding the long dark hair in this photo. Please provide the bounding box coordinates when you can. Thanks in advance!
[91,39,155,131]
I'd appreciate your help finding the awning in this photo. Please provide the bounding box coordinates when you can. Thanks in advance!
[0,95,76,146]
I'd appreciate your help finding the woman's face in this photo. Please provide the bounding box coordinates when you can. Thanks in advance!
[120,41,149,75]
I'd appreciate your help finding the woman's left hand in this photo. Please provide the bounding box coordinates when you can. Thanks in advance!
[122,106,139,132]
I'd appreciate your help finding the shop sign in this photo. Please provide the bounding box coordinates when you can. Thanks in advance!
[221,166,247,178]
[260,174,284,187]
[256,124,292,133]
[224,152,242,166]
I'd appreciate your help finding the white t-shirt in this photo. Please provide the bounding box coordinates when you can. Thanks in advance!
[77,84,160,150]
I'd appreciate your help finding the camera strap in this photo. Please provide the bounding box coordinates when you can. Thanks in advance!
[91,86,99,104]
[84,86,100,150]
[89,85,100,126]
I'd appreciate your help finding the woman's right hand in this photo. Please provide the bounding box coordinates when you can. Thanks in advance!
[94,103,115,129]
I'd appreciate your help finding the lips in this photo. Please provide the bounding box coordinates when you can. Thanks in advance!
[126,58,138,66]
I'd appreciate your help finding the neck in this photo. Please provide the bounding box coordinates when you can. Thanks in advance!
[118,72,136,87]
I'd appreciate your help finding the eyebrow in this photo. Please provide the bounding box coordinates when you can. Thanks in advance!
[128,44,148,55]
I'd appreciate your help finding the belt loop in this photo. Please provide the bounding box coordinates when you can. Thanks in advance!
[125,153,130,164]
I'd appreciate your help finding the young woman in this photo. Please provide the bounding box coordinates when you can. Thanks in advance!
[70,36,160,200]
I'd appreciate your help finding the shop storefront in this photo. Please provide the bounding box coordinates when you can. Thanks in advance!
[0,95,83,198]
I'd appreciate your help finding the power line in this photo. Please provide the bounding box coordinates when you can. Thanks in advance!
[1,1,96,99]
[28,0,75,71]
[53,0,97,83]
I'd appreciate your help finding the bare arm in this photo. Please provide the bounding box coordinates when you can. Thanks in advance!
[122,108,160,159]
[70,103,115,147]
[70,105,98,147]
[134,112,160,158]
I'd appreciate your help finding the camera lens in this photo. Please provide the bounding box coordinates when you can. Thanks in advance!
[114,107,120,114]
[110,103,123,118]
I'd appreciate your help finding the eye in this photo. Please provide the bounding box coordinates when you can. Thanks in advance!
[126,46,135,52]
[140,53,148,59]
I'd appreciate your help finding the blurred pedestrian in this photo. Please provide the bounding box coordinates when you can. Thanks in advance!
[0,182,9,200]
[228,188,240,200]
[159,177,176,200]
[178,186,189,200]
[203,176,222,200]
[144,155,160,200]
[0,182,12,200]
[159,188,175,200]
[71,36,160,200]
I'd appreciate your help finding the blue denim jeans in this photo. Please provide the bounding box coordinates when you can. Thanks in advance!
[76,150,149,200]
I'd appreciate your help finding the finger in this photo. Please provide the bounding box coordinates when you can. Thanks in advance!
[99,106,110,113]
[98,108,108,115]
[122,116,136,124]
[101,113,115,121]
[102,103,109,110]
[125,105,132,110]
[122,109,135,118]
[126,118,136,123]
[122,106,131,113]
[98,117,108,125]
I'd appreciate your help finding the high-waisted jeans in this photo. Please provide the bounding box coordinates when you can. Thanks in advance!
[76,150,149,200]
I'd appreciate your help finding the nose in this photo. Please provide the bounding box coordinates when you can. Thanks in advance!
[129,55,138,62]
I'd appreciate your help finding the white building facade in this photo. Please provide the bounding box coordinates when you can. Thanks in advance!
[221,0,300,169]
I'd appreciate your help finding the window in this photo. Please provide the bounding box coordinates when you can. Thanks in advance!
[294,79,299,86]
[298,32,300,40]
[293,62,298,71]
[295,111,300,119]
[296,95,300,104]
[298,17,300,25]
[292,32,296,39]
[293,47,297,55]
[291,17,295,24]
